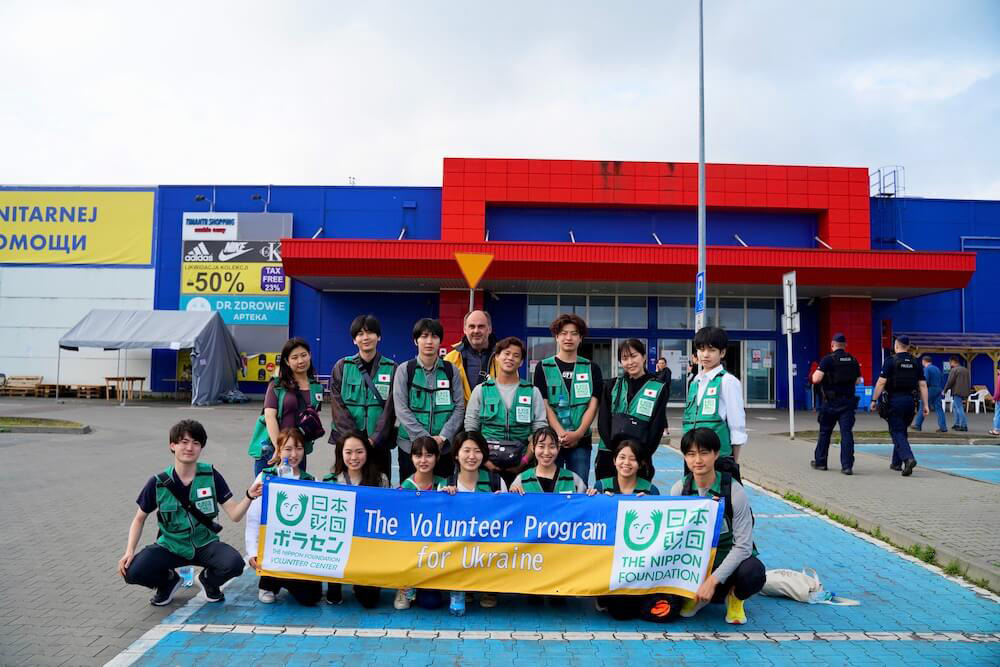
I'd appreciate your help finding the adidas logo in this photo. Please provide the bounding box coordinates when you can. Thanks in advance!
[184,242,214,262]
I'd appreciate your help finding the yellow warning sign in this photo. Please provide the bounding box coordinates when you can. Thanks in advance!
[454,252,494,289]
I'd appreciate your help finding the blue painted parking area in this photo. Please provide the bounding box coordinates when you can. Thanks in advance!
[856,444,1000,485]
[111,447,1000,666]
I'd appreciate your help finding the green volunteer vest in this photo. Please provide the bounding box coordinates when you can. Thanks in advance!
[398,360,455,440]
[339,354,396,435]
[439,469,499,492]
[600,375,666,451]
[597,476,653,495]
[154,463,220,560]
[246,380,325,458]
[682,369,733,457]
[401,475,447,491]
[541,356,593,430]
[518,467,577,493]
[261,467,315,482]
[681,472,757,567]
[479,378,535,443]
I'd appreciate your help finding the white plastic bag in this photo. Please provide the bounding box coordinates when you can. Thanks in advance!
[762,568,860,605]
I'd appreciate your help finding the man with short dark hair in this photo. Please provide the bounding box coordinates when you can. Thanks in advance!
[914,355,947,433]
[811,333,862,475]
[872,336,928,476]
[533,313,603,483]
[444,310,498,401]
[390,318,465,480]
[118,420,262,606]
[328,314,397,482]
[944,355,971,432]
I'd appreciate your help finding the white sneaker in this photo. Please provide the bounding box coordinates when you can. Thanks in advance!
[394,589,411,610]
[258,589,276,604]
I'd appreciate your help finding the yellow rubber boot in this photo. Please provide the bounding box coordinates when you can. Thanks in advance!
[725,590,747,624]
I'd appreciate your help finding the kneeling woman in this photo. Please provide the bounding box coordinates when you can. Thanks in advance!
[323,430,389,608]
[670,427,765,625]
[439,430,507,616]
[395,436,447,611]
[588,439,678,622]
[245,427,322,606]
[510,427,587,494]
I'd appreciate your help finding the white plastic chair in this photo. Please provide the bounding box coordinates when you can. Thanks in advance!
[941,390,953,413]
[967,389,989,414]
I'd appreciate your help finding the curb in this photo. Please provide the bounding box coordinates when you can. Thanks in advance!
[0,425,91,434]
[745,471,1000,592]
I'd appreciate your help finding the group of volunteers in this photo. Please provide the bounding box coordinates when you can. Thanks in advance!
[118,309,763,626]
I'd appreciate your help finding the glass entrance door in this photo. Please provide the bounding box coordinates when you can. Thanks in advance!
[579,339,613,381]
[744,340,775,406]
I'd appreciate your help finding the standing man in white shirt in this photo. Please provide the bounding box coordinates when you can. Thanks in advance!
[682,326,747,480]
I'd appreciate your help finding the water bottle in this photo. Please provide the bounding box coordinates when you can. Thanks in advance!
[178,565,195,587]
[277,457,294,478]
[807,590,833,604]
[556,394,572,428]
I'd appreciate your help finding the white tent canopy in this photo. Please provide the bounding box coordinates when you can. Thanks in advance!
[58,309,242,405]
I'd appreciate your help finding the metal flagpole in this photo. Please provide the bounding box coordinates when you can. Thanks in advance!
[695,0,707,332]
[55,346,61,401]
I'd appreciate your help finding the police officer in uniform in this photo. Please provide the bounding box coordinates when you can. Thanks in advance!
[810,333,862,475]
[871,335,929,477]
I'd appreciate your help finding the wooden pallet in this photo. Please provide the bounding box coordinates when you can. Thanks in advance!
[74,384,104,399]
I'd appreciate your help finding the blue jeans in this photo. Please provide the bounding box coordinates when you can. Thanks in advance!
[914,392,946,431]
[814,396,857,470]
[993,406,1000,431]
[557,445,592,487]
[952,398,968,428]
[886,394,917,466]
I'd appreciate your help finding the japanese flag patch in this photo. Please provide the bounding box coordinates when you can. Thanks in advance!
[378,373,391,383]
[576,373,589,381]
[197,487,213,499]
[706,386,718,396]
[643,387,658,398]
[518,394,532,404]
[314,392,324,404]
[437,379,450,389]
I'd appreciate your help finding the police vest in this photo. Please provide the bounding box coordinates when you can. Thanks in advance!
[596,476,653,495]
[340,354,396,435]
[479,378,535,443]
[822,350,861,398]
[517,467,577,493]
[889,353,920,393]
[154,463,220,560]
[261,467,315,482]
[541,356,593,431]
[401,475,447,491]
[602,375,666,452]
[398,359,455,440]
[681,471,757,567]
[441,469,502,492]
[682,370,733,457]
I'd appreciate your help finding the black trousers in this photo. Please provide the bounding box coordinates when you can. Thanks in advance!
[327,583,381,608]
[604,594,682,622]
[594,449,656,483]
[371,447,393,486]
[259,576,322,606]
[125,541,244,590]
[712,555,766,602]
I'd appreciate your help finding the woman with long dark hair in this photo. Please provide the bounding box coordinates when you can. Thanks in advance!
[247,337,325,476]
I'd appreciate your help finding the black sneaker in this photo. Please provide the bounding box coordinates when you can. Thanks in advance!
[151,570,182,606]
[889,463,902,471]
[901,459,917,477]
[197,569,224,603]
[936,428,948,433]
[326,583,343,605]
[810,461,828,471]
[841,468,853,475]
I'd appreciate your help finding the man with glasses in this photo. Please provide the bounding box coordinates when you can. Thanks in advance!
[444,310,498,402]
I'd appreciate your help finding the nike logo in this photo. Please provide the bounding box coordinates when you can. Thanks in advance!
[218,242,251,261]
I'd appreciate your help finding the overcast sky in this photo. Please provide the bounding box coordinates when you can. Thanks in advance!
[1,1,997,199]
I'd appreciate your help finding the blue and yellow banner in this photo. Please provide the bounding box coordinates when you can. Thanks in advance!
[0,190,154,265]
[257,478,723,598]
